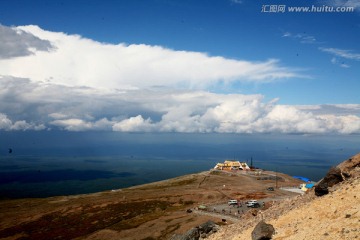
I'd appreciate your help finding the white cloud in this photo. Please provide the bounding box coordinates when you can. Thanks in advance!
[282,31,358,67]
[260,105,325,133]
[50,118,114,131]
[330,57,351,68]
[11,120,45,131]
[0,113,12,130]
[0,112,46,131]
[320,47,360,61]
[282,32,317,44]
[282,32,292,38]
[50,118,93,131]
[0,25,299,91]
[112,115,153,132]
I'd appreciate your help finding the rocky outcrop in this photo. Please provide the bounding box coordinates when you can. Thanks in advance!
[251,220,275,240]
[171,221,219,240]
[315,153,360,196]
[337,154,360,178]
[315,167,342,196]
[198,220,219,236]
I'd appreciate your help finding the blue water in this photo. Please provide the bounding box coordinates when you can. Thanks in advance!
[0,132,358,199]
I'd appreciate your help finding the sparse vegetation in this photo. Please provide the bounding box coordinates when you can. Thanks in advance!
[210,171,221,175]
[0,168,304,240]
[184,200,195,205]
[0,200,171,239]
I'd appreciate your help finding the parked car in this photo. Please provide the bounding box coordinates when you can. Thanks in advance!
[228,199,238,205]
[267,187,274,191]
[246,200,258,207]
[248,202,261,208]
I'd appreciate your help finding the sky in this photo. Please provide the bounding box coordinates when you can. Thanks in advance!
[0,0,359,136]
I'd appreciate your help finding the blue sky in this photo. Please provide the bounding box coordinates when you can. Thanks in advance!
[0,0,359,134]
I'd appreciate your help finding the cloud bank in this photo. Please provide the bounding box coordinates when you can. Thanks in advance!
[0,24,359,134]
[1,76,359,134]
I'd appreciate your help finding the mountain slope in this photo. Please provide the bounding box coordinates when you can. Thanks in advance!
[209,153,360,240]
[0,169,301,240]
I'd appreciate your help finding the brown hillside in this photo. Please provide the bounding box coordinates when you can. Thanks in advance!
[0,169,301,240]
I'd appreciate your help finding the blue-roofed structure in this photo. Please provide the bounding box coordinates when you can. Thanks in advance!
[293,176,310,182]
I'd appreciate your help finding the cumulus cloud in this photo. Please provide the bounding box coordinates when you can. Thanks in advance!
[0,113,12,129]
[0,25,299,90]
[0,112,45,131]
[112,115,153,132]
[1,76,359,134]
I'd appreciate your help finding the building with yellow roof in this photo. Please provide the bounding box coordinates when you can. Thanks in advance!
[214,160,250,171]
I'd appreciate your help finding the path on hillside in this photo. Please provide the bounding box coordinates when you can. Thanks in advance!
[192,209,240,223]
[196,173,233,199]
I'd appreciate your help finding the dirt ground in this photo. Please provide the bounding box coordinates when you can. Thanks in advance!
[0,169,303,240]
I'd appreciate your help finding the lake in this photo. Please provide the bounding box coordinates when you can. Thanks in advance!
[0,132,358,198]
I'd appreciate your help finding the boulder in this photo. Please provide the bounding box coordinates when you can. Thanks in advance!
[170,228,200,240]
[314,182,329,197]
[170,234,185,240]
[198,221,219,234]
[323,167,344,186]
[251,220,275,240]
[182,228,200,240]
[170,221,219,240]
